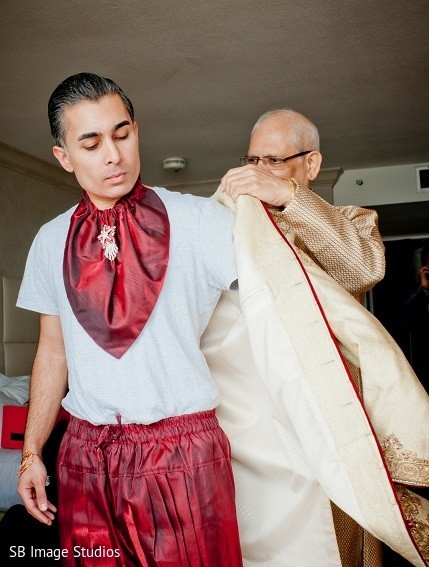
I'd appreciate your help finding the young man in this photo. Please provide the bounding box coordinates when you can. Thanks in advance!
[17,73,242,566]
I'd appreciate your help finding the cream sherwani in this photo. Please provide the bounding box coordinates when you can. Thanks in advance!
[202,181,429,567]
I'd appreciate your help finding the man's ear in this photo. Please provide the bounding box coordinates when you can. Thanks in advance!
[52,145,74,173]
[307,151,322,181]
[133,121,139,140]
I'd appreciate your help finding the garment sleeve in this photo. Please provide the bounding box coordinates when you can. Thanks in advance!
[274,182,385,295]
[16,228,59,315]
[199,199,237,290]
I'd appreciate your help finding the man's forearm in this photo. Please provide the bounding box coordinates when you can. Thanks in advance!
[276,182,385,295]
[23,322,68,455]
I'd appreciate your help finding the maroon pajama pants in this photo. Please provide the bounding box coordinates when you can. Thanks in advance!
[57,410,242,566]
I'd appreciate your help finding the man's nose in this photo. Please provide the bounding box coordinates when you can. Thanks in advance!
[256,157,272,169]
[104,140,122,165]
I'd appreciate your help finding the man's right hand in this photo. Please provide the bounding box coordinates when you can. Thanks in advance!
[220,165,295,207]
[18,457,57,525]
[418,266,429,288]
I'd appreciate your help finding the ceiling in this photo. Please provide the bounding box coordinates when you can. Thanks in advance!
[1,0,428,189]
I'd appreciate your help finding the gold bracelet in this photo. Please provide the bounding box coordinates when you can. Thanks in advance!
[17,451,42,477]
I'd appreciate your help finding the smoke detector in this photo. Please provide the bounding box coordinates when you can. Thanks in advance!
[162,157,186,172]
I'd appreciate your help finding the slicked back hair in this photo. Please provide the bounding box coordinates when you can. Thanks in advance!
[48,72,135,147]
[251,109,320,152]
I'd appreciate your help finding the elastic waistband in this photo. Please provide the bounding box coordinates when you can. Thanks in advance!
[66,410,219,444]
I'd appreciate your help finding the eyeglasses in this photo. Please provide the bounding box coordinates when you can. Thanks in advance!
[240,150,313,168]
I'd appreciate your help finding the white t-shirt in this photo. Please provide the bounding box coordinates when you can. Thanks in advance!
[17,187,237,425]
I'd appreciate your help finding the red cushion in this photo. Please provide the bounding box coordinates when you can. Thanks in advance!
[1,405,28,449]
[1,406,69,449]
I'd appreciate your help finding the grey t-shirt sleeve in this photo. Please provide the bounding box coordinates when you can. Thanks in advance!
[199,199,237,290]
[16,228,59,315]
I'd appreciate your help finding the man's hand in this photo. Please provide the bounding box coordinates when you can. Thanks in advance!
[18,457,57,525]
[418,266,429,288]
[220,165,294,207]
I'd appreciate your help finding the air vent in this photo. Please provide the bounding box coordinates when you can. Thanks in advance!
[416,166,429,193]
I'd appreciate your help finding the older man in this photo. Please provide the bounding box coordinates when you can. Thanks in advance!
[202,110,429,567]
[220,109,384,299]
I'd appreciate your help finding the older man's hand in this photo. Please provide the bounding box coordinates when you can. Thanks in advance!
[220,165,294,208]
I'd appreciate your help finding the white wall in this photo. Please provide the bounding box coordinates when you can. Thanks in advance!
[0,142,80,277]
[334,163,429,207]
[1,138,428,279]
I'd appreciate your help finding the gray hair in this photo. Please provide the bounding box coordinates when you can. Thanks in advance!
[251,109,320,151]
[48,72,135,147]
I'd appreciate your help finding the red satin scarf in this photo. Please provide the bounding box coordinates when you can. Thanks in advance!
[63,179,170,358]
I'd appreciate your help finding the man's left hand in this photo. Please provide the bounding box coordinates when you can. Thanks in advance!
[220,165,293,207]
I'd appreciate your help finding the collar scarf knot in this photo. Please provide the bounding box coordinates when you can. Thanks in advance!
[63,179,170,358]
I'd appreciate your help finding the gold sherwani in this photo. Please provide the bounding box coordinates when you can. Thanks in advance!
[202,181,429,567]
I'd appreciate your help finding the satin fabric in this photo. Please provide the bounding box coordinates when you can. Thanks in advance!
[57,411,242,567]
[63,179,170,358]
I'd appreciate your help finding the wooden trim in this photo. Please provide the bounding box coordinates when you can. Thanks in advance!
[0,141,80,195]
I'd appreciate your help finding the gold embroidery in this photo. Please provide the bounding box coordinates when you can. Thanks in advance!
[396,485,429,565]
[382,435,429,487]
[268,178,385,296]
